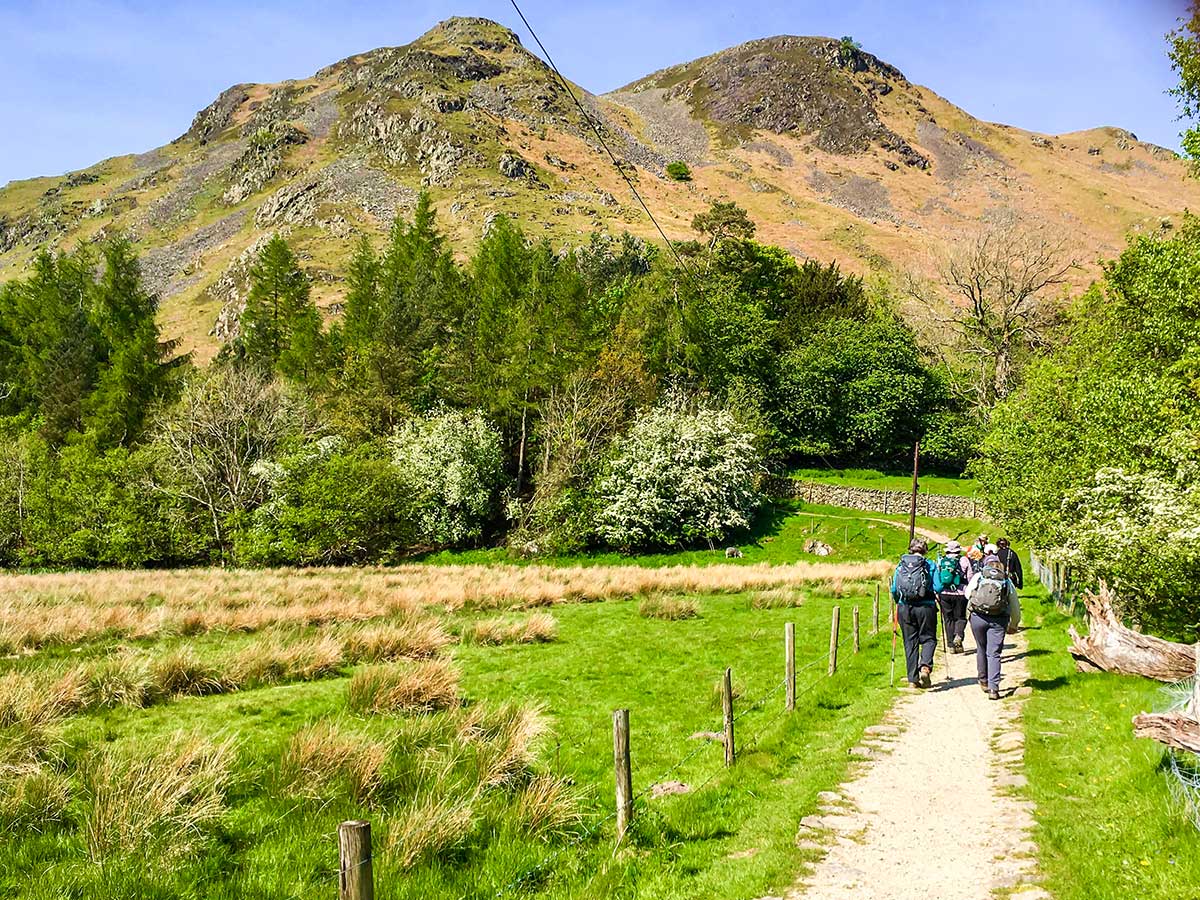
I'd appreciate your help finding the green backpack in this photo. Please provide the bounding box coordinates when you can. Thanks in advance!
[937,555,963,591]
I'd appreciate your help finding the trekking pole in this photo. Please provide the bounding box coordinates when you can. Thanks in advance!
[889,595,898,687]
[937,593,952,684]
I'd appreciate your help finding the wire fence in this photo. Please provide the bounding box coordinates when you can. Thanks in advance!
[489,594,884,898]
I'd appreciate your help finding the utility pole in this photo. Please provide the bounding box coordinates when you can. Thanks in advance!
[908,441,920,543]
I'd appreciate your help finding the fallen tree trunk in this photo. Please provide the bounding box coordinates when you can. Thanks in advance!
[1133,712,1200,754]
[1067,585,1195,682]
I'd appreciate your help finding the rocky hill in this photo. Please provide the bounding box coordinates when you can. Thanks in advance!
[0,17,1193,359]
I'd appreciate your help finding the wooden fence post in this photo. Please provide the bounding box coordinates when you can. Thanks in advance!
[853,606,860,654]
[1193,645,1200,718]
[613,709,633,841]
[785,623,796,712]
[339,820,374,900]
[722,667,735,766]
[872,585,880,634]
[828,607,841,676]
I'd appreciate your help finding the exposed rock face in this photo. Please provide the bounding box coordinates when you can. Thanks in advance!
[182,85,251,144]
[223,125,308,205]
[619,36,928,167]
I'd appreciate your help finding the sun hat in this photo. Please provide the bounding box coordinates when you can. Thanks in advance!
[944,540,962,554]
[985,543,998,555]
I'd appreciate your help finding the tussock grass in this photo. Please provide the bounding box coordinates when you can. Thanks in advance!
[461,613,558,645]
[341,619,451,661]
[752,588,805,609]
[638,596,700,620]
[0,770,71,834]
[0,560,891,650]
[517,774,585,840]
[231,634,345,685]
[82,734,236,862]
[279,721,390,804]
[150,649,233,697]
[387,790,476,869]
[348,660,460,714]
[471,704,548,790]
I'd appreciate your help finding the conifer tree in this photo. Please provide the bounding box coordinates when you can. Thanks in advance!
[241,234,323,382]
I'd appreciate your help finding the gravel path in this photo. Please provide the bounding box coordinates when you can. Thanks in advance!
[775,627,1047,900]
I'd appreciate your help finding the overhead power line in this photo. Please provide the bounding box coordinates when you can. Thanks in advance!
[506,0,701,284]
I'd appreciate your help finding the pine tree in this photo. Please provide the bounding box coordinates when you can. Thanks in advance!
[241,234,324,381]
[85,238,177,446]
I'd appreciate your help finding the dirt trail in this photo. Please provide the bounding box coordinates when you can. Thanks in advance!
[772,629,1047,900]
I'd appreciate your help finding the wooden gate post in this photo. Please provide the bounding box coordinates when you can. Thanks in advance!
[872,584,880,634]
[613,709,633,841]
[339,820,374,900]
[1193,645,1200,718]
[722,667,735,766]
[828,607,841,676]
[853,606,860,654]
[785,623,796,712]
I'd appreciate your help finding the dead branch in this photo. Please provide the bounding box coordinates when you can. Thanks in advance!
[1133,712,1200,754]
[1067,584,1196,682]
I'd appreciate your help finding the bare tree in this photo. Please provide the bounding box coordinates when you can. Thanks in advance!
[151,366,309,563]
[911,218,1075,407]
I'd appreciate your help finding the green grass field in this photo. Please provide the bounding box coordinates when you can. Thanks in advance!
[0,506,906,900]
[789,467,978,497]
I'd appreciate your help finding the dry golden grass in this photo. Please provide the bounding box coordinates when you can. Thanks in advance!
[0,560,891,650]
[751,589,805,609]
[0,769,71,833]
[462,613,558,646]
[387,790,476,869]
[341,619,451,661]
[231,634,345,686]
[348,660,461,715]
[471,704,548,790]
[638,596,700,620]
[516,774,584,840]
[82,734,236,862]
[279,721,390,804]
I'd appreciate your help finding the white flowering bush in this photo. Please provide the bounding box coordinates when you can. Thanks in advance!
[1062,467,1200,638]
[390,409,506,547]
[595,402,761,551]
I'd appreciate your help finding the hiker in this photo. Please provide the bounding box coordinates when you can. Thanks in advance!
[996,538,1023,589]
[965,556,1021,700]
[967,533,989,575]
[891,538,942,689]
[935,540,971,653]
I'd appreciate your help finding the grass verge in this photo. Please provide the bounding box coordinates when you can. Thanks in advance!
[1020,585,1200,899]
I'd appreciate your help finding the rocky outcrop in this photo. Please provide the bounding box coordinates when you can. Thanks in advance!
[182,84,250,144]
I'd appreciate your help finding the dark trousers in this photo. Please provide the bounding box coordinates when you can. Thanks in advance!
[970,611,1010,691]
[898,602,937,684]
[937,593,967,645]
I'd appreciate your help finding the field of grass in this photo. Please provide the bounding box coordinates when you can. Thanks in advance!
[789,467,978,497]
[0,510,906,899]
[1020,586,1200,900]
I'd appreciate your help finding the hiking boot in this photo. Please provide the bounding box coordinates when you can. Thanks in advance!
[988,689,1001,701]
[953,639,964,654]
[919,666,932,689]
[978,678,988,693]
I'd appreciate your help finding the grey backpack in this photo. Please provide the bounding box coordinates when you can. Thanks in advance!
[969,564,1009,616]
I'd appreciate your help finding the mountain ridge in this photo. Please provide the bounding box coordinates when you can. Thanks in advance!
[0,16,1192,359]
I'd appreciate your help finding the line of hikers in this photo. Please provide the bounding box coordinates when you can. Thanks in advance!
[890,534,1022,700]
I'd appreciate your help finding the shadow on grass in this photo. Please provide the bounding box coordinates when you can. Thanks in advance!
[1027,676,1070,692]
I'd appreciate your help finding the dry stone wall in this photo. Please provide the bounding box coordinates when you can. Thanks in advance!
[762,477,985,520]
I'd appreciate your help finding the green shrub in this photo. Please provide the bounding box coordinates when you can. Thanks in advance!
[666,161,692,182]
[240,437,417,565]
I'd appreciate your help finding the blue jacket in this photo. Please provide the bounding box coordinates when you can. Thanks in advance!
[890,556,943,605]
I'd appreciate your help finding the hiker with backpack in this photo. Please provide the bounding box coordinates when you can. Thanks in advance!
[890,538,943,689]
[966,533,989,575]
[965,556,1021,700]
[996,538,1023,589]
[935,540,971,654]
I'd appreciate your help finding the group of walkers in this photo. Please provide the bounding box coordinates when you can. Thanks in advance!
[889,534,1022,700]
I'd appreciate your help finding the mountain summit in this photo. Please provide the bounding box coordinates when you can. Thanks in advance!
[0,16,1191,357]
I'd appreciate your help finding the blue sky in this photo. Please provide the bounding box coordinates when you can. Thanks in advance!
[0,0,1190,186]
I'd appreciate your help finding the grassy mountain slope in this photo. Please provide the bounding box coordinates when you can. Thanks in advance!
[1,18,1194,360]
